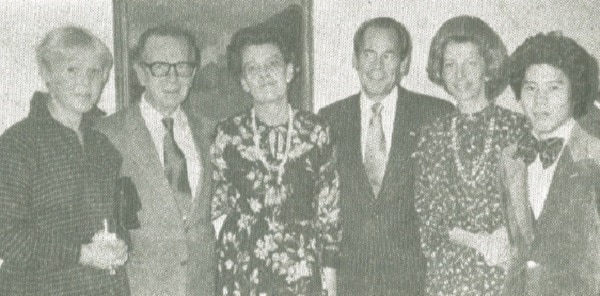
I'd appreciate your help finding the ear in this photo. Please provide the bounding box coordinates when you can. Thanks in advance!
[285,63,294,83]
[241,77,250,93]
[39,64,52,84]
[352,52,358,70]
[399,53,411,77]
[133,63,148,87]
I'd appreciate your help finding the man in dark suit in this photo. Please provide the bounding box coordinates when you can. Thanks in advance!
[501,31,600,296]
[95,26,215,296]
[319,17,454,296]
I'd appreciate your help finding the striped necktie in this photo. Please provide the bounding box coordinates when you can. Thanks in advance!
[364,102,386,197]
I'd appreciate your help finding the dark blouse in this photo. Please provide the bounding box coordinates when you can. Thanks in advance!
[211,108,341,296]
[414,104,529,295]
[0,92,129,296]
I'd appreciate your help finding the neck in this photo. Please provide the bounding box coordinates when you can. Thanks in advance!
[254,98,289,126]
[47,97,82,132]
[457,95,489,115]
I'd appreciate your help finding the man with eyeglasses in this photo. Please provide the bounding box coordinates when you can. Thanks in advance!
[96,25,215,296]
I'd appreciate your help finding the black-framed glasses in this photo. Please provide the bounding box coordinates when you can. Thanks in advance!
[142,62,196,77]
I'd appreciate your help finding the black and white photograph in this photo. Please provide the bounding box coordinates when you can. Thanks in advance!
[0,0,599,295]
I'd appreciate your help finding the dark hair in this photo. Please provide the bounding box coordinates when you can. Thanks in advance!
[132,25,199,63]
[509,31,598,118]
[353,17,412,62]
[226,25,292,79]
[427,15,508,99]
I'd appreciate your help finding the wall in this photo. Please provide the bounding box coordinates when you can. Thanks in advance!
[312,0,600,112]
[0,0,114,134]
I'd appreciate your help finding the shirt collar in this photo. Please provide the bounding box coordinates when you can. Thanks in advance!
[359,86,398,114]
[140,92,186,125]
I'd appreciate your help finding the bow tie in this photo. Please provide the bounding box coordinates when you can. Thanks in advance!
[513,134,564,169]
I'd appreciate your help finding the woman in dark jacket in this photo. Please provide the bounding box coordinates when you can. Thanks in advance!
[0,26,129,295]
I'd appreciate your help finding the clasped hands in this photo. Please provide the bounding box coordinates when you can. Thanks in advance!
[79,230,128,271]
[448,227,510,269]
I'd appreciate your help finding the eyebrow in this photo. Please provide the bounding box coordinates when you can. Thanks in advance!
[523,79,566,84]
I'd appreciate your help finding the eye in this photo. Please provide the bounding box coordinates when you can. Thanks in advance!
[522,84,536,92]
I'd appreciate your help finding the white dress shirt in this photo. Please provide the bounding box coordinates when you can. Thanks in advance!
[527,119,575,219]
[360,86,398,161]
[140,94,201,199]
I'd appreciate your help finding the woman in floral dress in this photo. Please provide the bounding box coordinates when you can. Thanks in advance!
[210,25,340,296]
[414,16,529,295]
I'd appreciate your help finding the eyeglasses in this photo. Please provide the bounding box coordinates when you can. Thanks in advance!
[142,62,196,77]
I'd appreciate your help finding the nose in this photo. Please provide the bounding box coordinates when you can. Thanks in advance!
[532,89,549,107]
[166,65,179,82]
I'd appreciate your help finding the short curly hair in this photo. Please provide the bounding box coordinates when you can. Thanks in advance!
[509,31,597,118]
[227,25,292,79]
[36,26,113,74]
[427,15,508,99]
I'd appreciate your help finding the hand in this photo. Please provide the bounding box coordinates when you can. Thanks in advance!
[480,227,510,268]
[80,233,128,270]
[321,267,336,296]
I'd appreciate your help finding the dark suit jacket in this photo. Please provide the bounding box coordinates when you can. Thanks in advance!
[499,123,600,295]
[95,101,215,296]
[319,87,454,296]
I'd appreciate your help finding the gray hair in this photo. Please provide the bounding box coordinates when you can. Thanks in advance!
[36,26,113,73]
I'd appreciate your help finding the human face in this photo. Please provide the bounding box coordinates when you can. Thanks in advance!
[240,43,293,106]
[134,35,195,115]
[42,49,108,117]
[353,26,408,101]
[520,64,573,137]
[442,41,487,104]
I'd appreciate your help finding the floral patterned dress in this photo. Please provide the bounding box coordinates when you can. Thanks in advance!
[211,108,341,296]
[414,104,529,295]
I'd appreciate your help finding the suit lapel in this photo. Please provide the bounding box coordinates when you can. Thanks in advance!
[344,95,376,199]
[125,104,192,222]
[378,87,410,200]
[504,148,535,249]
[183,108,213,226]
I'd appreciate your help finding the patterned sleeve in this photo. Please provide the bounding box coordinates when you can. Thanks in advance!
[414,125,448,259]
[210,122,240,221]
[313,121,341,269]
[0,129,80,271]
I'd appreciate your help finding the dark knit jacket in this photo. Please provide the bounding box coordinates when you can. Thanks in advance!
[0,92,129,295]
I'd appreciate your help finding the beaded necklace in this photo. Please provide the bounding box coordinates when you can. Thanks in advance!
[450,110,495,187]
[251,104,294,185]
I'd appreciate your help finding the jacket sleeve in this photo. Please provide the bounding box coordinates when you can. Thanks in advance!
[0,130,81,271]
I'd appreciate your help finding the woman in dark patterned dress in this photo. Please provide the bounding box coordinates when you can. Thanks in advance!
[210,26,341,296]
[414,16,529,295]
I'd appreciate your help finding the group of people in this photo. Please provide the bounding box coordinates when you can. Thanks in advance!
[0,12,598,296]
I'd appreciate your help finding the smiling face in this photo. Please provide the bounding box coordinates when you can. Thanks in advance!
[442,41,487,104]
[134,35,195,115]
[520,63,573,137]
[42,48,109,117]
[353,26,408,101]
[240,43,293,106]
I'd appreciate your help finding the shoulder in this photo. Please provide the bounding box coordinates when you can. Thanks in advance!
[493,105,528,127]
[570,123,600,163]
[94,107,131,136]
[215,109,249,135]
[402,88,454,112]
[0,118,37,152]
[318,93,359,118]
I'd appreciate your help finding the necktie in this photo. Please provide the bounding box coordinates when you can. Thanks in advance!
[162,117,191,194]
[364,102,386,197]
[513,133,564,169]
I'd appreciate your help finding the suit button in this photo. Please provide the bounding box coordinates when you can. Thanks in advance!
[526,260,538,269]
